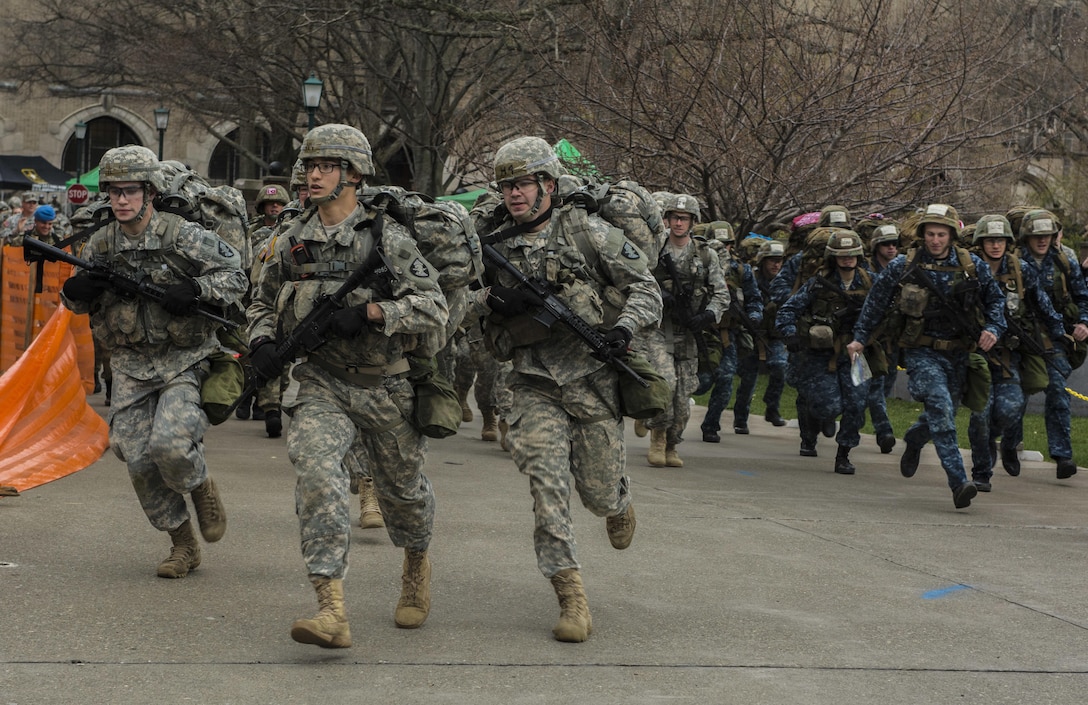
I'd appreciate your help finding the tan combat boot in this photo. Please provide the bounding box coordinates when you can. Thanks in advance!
[550,568,593,642]
[190,477,226,542]
[358,477,385,529]
[481,409,500,442]
[665,444,684,467]
[157,519,201,578]
[633,419,649,438]
[291,576,351,648]
[647,429,667,467]
[605,504,636,550]
[499,418,511,452]
[395,548,431,628]
[457,388,473,423]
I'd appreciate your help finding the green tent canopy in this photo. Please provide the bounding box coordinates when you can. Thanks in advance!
[553,138,600,179]
[66,166,100,191]
[436,188,486,209]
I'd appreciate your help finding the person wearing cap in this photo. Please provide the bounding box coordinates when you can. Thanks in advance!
[732,238,789,431]
[846,204,1006,509]
[21,204,58,247]
[863,221,903,454]
[0,191,39,244]
[966,214,1065,488]
[1004,209,1088,481]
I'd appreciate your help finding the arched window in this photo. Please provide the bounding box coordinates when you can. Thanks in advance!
[208,127,271,185]
[62,117,141,176]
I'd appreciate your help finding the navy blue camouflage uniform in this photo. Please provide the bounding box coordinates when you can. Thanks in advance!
[852,248,1006,490]
[733,267,787,427]
[701,258,762,436]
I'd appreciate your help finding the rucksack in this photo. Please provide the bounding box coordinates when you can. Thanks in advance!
[358,186,484,293]
[156,161,251,269]
[557,175,667,266]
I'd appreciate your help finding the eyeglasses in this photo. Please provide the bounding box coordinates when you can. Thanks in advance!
[499,178,538,194]
[106,185,143,199]
[303,161,340,174]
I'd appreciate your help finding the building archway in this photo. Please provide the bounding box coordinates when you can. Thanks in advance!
[62,116,141,177]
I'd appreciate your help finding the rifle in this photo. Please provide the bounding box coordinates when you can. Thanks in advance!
[245,238,394,386]
[24,236,235,327]
[481,241,649,388]
[902,262,1013,376]
[660,251,714,366]
[813,274,864,327]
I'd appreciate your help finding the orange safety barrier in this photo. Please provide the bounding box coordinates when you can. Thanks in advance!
[1,245,97,393]
[0,305,109,493]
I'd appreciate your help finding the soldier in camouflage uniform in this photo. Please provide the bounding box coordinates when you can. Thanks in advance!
[778,230,873,475]
[864,222,902,454]
[476,136,661,642]
[698,222,762,440]
[247,124,448,648]
[237,183,292,436]
[965,214,1065,490]
[60,145,246,577]
[1004,209,1088,480]
[453,315,513,446]
[732,239,788,431]
[847,204,1006,509]
[646,195,730,465]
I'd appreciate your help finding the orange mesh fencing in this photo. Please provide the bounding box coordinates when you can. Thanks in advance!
[0,305,109,492]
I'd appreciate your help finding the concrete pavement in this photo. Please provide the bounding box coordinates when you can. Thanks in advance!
[3,396,1088,704]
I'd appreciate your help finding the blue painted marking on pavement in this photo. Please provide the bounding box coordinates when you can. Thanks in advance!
[737,470,755,476]
[922,584,970,599]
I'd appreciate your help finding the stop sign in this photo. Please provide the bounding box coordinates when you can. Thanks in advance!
[67,184,89,205]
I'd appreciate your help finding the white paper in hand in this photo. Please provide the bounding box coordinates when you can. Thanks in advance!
[850,353,872,386]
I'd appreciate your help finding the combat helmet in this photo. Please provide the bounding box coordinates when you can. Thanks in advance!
[493,136,563,184]
[298,124,374,204]
[98,145,161,189]
[290,159,307,189]
[818,204,851,229]
[651,191,675,214]
[869,222,901,247]
[973,214,1015,244]
[825,229,864,257]
[700,220,734,244]
[914,203,961,238]
[663,193,701,222]
[755,239,786,264]
[256,184,290,212]
[1018,208,1061,242]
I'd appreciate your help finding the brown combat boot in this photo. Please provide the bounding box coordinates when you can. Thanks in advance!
[457,388,473,423]
[550,568,592,642]
[291,576,352,648]
[665,444,684,468]
[605,503,636,550]
[647,429,667,467]
[481,409,500,442]
[157,519,201,579]
[358,477,385,529]
[633,419,649,438]
[191,477,226,542]
[395,548,431,628]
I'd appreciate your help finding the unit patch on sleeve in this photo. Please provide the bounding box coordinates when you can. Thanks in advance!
[621,241,642,260]
[409,258,432,278]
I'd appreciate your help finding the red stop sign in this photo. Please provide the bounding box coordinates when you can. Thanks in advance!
[67,184,89,205]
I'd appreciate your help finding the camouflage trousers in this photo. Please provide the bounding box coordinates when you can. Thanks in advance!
[256,371,284,411]
[507,367,631,578]
[733,339,787,424]
[1004,350,1074,460]
[109,364,210,532]
[701,342,738,435]
[288,363,435,580]
[792,351,868,449]
[901,347,969,489]
[454,331,512,416]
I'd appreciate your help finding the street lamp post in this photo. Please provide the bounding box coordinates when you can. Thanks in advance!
[74,121,87,183]
[154,107,170,160]
[302,73,324,131]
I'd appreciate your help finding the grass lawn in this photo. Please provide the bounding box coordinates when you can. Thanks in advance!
[695,373,1088,469]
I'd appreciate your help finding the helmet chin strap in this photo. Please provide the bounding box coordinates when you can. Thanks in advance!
[526,174,549,217]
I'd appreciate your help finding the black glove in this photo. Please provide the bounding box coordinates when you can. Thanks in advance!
[687,311,716,331]
[62,273,109,302]
[598,326,632,360]
[487,286,542,317]
[784,335,802,353]
[160,279,200,315]
[249,337,283,380]
[328,305,369,338]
